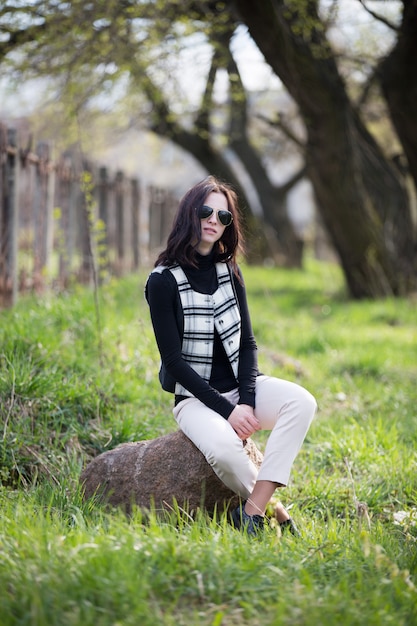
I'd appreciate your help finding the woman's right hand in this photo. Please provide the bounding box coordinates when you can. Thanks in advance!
[228,404,260,440]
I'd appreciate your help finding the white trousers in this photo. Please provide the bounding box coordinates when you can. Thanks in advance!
[173,375,317,500]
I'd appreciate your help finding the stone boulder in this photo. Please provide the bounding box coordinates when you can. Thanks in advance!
[80,430,264,516]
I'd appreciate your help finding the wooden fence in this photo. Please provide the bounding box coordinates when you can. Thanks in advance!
[0,123,177,307]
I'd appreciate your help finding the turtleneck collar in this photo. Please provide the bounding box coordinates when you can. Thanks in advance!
[181,249,223,294]
[195,249,216,269]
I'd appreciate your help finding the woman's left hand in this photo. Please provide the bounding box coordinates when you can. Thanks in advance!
[228,404,260,440]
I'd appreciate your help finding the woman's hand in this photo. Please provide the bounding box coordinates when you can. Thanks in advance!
[228,404,260,440]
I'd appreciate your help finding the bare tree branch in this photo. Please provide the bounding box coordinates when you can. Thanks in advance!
[256,113,305,149]
[357,0,399,32]
[195,47,223,137]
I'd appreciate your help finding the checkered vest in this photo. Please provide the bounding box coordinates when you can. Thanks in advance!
[157,262,241,397]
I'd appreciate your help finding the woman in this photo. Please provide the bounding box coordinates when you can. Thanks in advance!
[145,176,317,536]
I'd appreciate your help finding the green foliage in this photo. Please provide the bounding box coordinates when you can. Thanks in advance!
[1,259,416,625]
[0,275,170,488]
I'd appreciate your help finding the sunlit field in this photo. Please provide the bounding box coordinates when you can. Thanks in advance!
[1,259,416,626]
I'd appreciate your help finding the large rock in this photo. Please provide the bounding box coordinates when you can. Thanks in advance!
[80,430,264,516]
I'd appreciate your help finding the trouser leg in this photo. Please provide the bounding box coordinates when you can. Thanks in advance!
[173,395,257,499]
[173,376,317,498]
[254,375,317,486]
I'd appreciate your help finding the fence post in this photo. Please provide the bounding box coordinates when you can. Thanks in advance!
[0,124,8,300]
[45,142,55,280]
[9,128,20,305]
[97,166,110,279]
[139,183,151,266]
[161,189,176,245]
[148,185,162,253]
[68,160,79,278]
[79,161,93,284]
[98,166,108,237]
[33,141,53,287]
[115,170,124,271]
[0,128,19,305]
[56,154,68,285]
[0,127,20,305]
[131,178,140,269]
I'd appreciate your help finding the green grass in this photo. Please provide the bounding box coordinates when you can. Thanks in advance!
[1,259,416,625]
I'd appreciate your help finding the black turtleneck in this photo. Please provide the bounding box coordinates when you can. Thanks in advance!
[146,252,258,419]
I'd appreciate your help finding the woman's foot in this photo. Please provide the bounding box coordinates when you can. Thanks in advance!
[279,518,301,537]
[274,501,291,523]
[231,504,264,537]
[274,502,301,537]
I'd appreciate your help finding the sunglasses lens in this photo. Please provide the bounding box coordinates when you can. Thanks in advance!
[198,205,213,219]
[197,205,233,226]
[218,210,233,226]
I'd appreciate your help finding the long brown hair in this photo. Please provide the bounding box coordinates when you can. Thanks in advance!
[154,176,245,274]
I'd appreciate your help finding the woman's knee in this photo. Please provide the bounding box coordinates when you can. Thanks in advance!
[299,384,317,411]
[293,385,317,426]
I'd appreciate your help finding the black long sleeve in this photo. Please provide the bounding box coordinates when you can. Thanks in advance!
[145,257,258,419]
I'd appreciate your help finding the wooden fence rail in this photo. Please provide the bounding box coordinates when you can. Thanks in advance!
[0,122,177,307]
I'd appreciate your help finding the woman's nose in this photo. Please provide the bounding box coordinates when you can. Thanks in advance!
[207,211,218,224]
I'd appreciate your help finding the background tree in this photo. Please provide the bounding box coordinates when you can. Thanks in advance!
[231,0,416,298]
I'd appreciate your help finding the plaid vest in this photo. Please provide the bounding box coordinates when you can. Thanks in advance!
[167,263,241,397]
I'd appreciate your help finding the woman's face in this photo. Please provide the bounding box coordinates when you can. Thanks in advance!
[195,191,229,255]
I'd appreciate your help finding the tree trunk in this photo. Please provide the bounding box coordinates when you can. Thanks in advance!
[379,0,417,202]
[232,0,417,297]
[230,135,305,267]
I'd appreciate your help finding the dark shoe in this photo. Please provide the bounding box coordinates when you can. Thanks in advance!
[279,518,301,537]
[231,504,265,537]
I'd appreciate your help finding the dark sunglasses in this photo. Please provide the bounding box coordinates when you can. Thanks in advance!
[196,204,233,227]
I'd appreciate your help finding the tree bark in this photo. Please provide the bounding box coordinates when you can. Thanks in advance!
[379,0,417,198]
[232,0,417,297]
